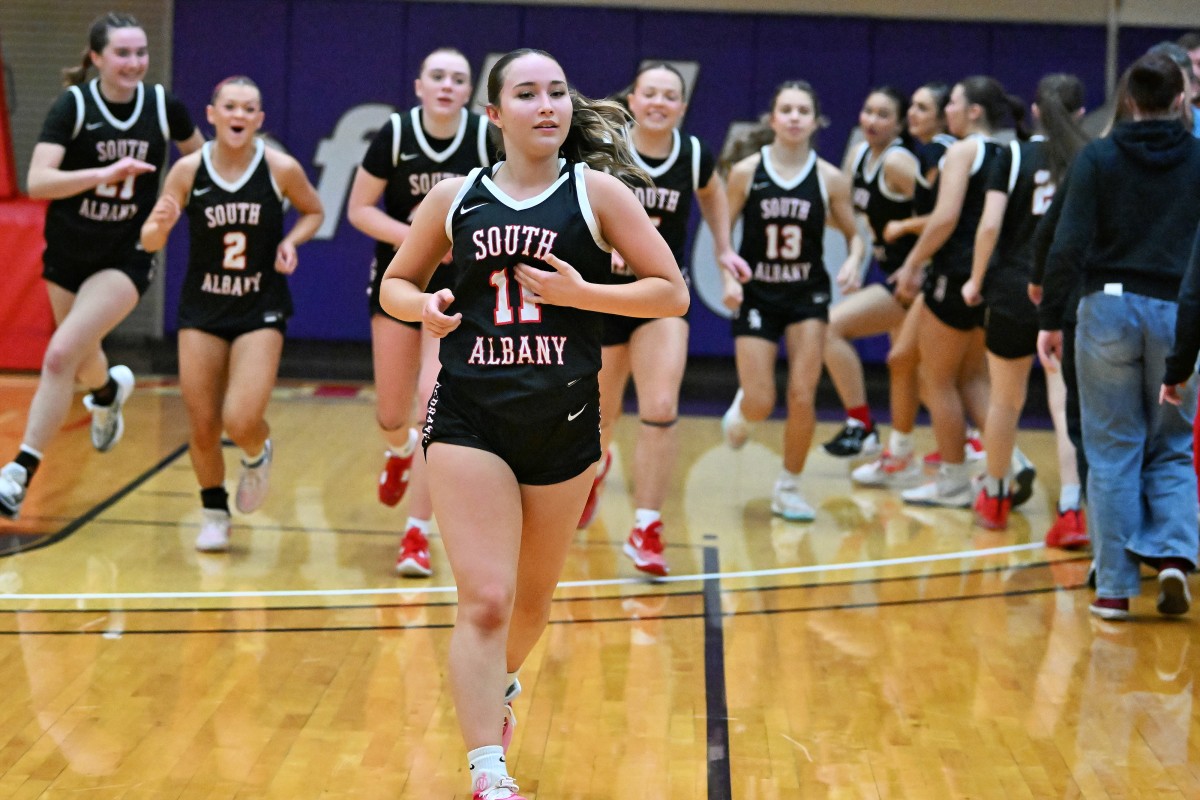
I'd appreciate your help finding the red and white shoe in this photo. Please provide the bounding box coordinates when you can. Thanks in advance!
[1044,507,1089,549]
[378,448,415,507]
[973,488,1011,530]
[623,520,668,576]
[924,432,986,467]
[395,526,432,577]
[577,450,612,529]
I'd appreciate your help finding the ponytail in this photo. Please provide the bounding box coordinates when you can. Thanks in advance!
[1035,73,1089,183]
[61,12,142,88]
[958,75,1029,139]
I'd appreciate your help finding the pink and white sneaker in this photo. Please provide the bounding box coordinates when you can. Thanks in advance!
[473,774,526,799]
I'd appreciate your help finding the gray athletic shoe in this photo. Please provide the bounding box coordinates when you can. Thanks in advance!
[83,365,135,452]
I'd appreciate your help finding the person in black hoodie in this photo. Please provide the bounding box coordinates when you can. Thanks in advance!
[1039,53,1200,621]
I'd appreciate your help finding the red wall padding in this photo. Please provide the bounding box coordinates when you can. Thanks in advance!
[0,199,51,370]
[0,38,17,200]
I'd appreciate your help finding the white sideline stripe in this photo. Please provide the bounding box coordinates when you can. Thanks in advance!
[0,543,1046,602]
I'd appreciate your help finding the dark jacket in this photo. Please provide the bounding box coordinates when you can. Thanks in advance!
[1164,232,1200,385]
[1039,119,1200,330]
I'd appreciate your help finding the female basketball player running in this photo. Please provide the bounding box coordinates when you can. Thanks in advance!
[962,74,1088,529]
[851,82,964,487]
[583,62,749,578]
[347,48,495,576]
[719,81,865,521]
[0,12,202,519]
[891,76,1026,508]
[140,77,323,551]
[380,49,687,800]
[820,86,917,459]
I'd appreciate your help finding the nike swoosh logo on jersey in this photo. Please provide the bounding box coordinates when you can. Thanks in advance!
[399,152,420,161]
[193,186,212,196]
[752,181,771,190]
[567,378,580,386]
[86,121,104,130]
[460,202,488,215]
[567,404,588,421]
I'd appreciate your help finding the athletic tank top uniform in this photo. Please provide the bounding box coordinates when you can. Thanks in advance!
[849,139,917,274]
[177,140,288,332]
[739,147,830,313]
[439,161,612,419]
[363,108,492,308]
[43,79,170,268]
[913,133,957,215]
[982,137,1052,316]
[619,129,712,285]
[929,134,1002,279]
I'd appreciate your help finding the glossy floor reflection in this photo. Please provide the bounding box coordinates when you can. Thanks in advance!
[0,374,1195,798]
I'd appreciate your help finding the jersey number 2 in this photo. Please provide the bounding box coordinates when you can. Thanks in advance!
[223,232,247,270]
[490,268,541,325]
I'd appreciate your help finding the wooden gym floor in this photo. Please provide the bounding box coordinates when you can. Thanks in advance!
[0,372,1196,799]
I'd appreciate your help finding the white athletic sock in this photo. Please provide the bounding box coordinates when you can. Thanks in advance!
[397,427,418,458]
[1059,484,1081,511]
[634,508,661,530]
[889,430,913,456]
[468,745,509,788]
[504,671,521,702]
[406,517,431,535]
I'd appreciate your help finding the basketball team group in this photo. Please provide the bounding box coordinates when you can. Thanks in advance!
[2,12,1200,799]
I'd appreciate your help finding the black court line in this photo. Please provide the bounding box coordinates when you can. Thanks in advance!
[0,442,189,559]
[0,581,1104,636]
[703,535,733,800]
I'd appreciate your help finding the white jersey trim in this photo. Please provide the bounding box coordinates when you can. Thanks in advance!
[444,167,482,240]
[67,85,85,140]
[966,133,991,177]
[154,84,169,142]
[475,116,491,167]
[390,112,403,168]
[411,107,469,164]
[481,159,570,211]
[574,163,612,253]
[1007,140,1021,194]
[200,138,266,194]
[89,79,144,132]
[629,128,681,179]
[690,135,701,191]
[761,146,816,191]
[876,143,918,204]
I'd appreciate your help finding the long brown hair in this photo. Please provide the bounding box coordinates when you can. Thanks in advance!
[61,12,142,87]
[486,48,651,188]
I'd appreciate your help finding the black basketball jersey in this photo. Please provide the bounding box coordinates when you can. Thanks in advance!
[177,140,289,330]
[982,137,1054,312]
[616,129,710,284]
[913,133,957,215]
[367,107,492,269]
[43,80,170,266]
[739,147,830,311]
[438,161,612,416]
[930,134,1002,278]
[850,139,917,274]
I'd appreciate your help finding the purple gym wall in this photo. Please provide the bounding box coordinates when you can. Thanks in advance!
[168,0,1186,357]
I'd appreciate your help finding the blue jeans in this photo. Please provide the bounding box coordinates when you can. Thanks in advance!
[1076,292,1199,599]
